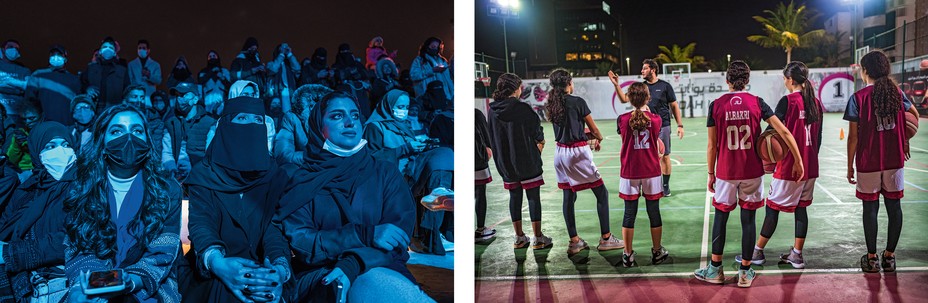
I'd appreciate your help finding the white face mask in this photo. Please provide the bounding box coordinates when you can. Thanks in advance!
[323,139,367,157]
[393,109,408,120]
[49,55,66,68]
[40,146,76,181]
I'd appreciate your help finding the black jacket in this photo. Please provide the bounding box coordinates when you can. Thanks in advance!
[487,97,545,183]
[81,59,130,113]
[27,68,81,126]
[475,109,491,171]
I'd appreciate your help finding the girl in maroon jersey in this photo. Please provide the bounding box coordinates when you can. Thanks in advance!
[616,82,669,267]
[844,50,919,272]
[736,61,824,269]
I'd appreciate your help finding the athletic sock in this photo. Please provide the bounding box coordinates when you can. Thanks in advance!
[740,263,751,270]
[711,260,722,267]
[662,174,670,190]
[755,245,764,251]
[793,247,801,254]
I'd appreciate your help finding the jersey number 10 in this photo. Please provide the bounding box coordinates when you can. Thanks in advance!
[726,125,752,150]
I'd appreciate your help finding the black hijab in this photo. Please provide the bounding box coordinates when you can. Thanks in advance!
[27,121,74,170]
[185,97,274,193]
[276,94,373,220]
[333,43,356,69]
[310,48,327,70]
[171,56,192,82]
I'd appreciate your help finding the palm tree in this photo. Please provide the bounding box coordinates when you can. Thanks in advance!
[747,1,825,64]
[655,42,707,71]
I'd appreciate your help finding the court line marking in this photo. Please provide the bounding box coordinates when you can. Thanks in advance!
[475,266,928,281]
[905,181,927,191]
[597,164,707,169]
[909,145,928,153]
[906,167,928,173]
[814,182,843,204]
[699,191,712,269]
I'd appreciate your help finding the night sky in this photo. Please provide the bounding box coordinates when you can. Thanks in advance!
[1,1,454,88]
[476,0,845,73]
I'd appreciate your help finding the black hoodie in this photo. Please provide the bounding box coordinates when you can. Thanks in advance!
[487,97,545,183]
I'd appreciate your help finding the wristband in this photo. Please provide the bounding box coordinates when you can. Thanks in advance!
[707,172,714,175]
[677,125,684,128]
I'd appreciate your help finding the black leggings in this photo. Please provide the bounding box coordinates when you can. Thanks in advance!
[476,184,487,228]
[563,185,610,238]
[509,187,541,222]
[759,206,809,239]
[711,209,756,261]
[622,199,662,228]
[863,199,903,254]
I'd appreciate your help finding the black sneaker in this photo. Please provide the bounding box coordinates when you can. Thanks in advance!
[881,250,896,272]
[663,184,672,197]
[651,246,669,265]
[860,254,880,273]
[622,250,637,268]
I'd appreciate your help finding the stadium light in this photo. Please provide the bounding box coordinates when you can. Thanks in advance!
[727,54,731,67]
[626,57,630,75]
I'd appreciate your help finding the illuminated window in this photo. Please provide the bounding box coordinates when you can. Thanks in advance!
[581,35,589,41]
[592,53,603,60]
[580,53,592,61]
[566,53,579,61]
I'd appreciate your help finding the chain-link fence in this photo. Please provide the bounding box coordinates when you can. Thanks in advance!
[861,14,927,76]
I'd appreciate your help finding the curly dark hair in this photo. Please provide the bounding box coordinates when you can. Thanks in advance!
[726,60,750,91]
[545,68,572,125]
[627,82,652,131]
[860,50,901,120]
[642,59,659,74]
[783,61,821,124]
[492,73,522,102]
[291,84,334,116]
[64,104,174,259]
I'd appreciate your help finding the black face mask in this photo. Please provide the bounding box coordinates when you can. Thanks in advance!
[104,134,151,170]
[427,48,439,56]
[207,58,220,67]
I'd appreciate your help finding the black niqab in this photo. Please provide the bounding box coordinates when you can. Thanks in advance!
[185,97,273,193]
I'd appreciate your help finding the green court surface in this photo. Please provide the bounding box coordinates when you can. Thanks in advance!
[475,113,928,280]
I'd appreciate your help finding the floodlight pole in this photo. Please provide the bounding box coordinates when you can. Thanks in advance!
[503,18,510,73]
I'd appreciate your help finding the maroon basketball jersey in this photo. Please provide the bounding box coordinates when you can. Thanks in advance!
[618,111,663,179]
[711,92,767,180]
[774,92,823,181]
[853,86,906,173]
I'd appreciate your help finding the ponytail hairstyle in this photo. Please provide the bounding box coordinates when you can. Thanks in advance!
[783,61,822,124]
[859,50,901,120]
[726,60,750,91]
[627,82,651,131]
[492,73,522,102]
[546,68,572,125]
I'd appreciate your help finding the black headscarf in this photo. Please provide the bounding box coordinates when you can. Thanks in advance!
[27,121,74,170]
[241,37,259,52]
[185,97,274,193]
[206,50,222,68]
[333,43,356,69]
[310,48,327,69]
[171,56,192,82]
[276,93,373,220]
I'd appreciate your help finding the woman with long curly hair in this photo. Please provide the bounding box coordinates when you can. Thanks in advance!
[63,104,182,303]
[487,73,552,250]
[545,68,622,256]
[844,50,920,273]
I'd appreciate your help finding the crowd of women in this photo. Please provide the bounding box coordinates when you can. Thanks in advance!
[0,35,454,303]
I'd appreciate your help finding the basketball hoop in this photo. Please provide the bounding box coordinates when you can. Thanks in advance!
[479,77,491,87]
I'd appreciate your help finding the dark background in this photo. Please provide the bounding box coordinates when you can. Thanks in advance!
[476,0,845,73]
[1,1,455,85]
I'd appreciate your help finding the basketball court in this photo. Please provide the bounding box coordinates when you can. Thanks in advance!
[474,113,928,301]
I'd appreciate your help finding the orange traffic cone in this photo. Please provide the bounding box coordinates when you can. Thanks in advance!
[839,128,845,140]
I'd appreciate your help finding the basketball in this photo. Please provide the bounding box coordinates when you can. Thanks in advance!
[757,129,787,162]
[585,127,601,151]
[905,111,919,139]
[658,138,665,155]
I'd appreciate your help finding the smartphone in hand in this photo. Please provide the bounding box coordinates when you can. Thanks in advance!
[82,269,127,295]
